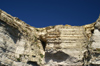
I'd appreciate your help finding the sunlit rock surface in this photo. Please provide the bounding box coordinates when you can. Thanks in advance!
[0,10,44,66]
[44,26,88,66]
[0,9,100,66]
[89,16,100,66]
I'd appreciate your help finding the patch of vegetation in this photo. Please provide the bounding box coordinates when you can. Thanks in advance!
[96,48,100,51]
[19,55,22,57]
[36,29,39,31]
[39,59,42,64]
[40,54,44,58]
[17,58,21,62]
[23,29,27,32]
[37,44,40,49]
[17,54,22,62]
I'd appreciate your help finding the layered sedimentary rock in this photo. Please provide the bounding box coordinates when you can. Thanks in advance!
[0,9,100,66]
[0,10,44,66]
[45,26,88,66]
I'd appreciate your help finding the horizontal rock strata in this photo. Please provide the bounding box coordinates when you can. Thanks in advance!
[0,9,100,66]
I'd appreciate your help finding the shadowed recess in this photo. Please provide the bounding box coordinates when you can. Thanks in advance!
[27,61,39,66]
[0,20,21,43]
[45,51,70,62]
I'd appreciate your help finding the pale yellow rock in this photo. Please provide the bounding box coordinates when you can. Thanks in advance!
[0,9,100,66]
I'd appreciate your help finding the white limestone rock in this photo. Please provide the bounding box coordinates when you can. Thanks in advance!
[0,9,100,66]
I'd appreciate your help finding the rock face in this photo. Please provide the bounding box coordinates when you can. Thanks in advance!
[0,10,44,66]
[89,16,100,65]
[0,9,100,66]
[45,26,88,66]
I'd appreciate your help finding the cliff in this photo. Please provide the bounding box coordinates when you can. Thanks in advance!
[0,9,100,66]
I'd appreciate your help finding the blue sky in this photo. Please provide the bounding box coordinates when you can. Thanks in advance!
[0,0,100,28]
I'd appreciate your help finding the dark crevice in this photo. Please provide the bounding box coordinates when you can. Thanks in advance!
[41,40,46,51]
[90,64,100,66]
[39,36,47,51]
[27,61,39,66]
[32,55,36,57]
[91,29,94,34]
[1,47,6,52]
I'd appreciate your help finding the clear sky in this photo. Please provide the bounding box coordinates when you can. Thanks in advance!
[0,0,100,28]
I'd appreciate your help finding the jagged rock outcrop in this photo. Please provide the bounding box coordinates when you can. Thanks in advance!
[0,9,44,66]
[89,16,100,65]
[0,9,100,66]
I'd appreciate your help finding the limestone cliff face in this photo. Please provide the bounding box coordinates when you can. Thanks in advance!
[0,10,44,66]
[0,9,100,66]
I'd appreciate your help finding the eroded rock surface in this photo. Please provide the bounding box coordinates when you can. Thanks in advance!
[0,9,100,66]
[0,10,44,66]
[89,16,100,66]
[44,26,88,66]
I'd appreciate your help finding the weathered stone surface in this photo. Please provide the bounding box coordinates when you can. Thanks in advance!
[44,26,88,66]
[89,16,100,65]
[0,10,44,66]
[0,9,100,66]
